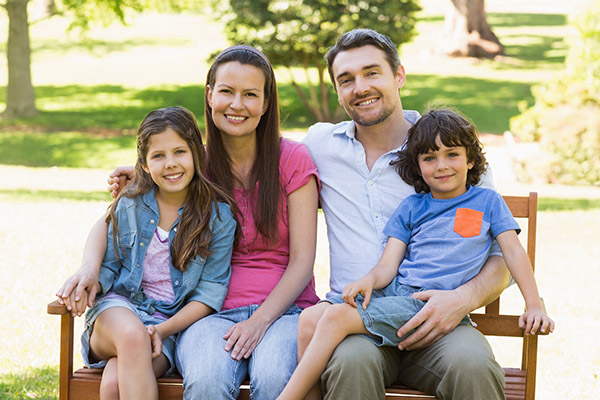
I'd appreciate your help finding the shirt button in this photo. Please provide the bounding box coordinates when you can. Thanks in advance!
[175,280,180,286]
[174,227,177,232]
[140,242,144,247]
[368,180,374,186]
[137,264,140,268]
[150,219,155,224]
[131,287,135,291]
[373,212,379,218]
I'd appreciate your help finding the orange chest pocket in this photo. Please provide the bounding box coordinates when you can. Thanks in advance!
[453,208,483,238]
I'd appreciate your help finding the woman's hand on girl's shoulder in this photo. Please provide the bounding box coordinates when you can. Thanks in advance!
[107,166,135,198]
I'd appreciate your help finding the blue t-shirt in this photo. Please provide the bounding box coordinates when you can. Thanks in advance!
[384,186,520,291]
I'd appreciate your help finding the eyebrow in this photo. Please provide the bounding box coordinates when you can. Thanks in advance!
[216,83,261,92]
[335,63,381,82]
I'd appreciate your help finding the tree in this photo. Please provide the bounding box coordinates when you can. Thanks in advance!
[211,0,421,122]
[510,1,600,185]
[1,0,199,119]
[436,0,503,58]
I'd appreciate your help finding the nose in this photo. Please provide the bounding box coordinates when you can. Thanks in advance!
[353,76,369,96]
[230,93,243,110]
[436,158,448,170]
[165,154,177,168]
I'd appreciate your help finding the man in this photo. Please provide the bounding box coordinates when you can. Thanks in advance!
[301,29,508,399]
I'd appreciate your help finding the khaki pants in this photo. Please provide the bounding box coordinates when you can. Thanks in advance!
[320,324,505,400]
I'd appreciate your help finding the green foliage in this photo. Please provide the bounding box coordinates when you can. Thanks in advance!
[62,0,203,31]
[210,0,421,121]
[510,1,600,185]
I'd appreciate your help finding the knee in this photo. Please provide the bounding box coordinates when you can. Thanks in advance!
[298,309,319,349]
[100,374,119,400]
[116,324,151,354]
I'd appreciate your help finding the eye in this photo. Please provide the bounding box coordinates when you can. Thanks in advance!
[151,153,163,159]
[175,149,187,155]
[422,155,435,162]
[338,77,352,86]
[219,88,232,94]
[367,70,378,76]
[245,92,258,97]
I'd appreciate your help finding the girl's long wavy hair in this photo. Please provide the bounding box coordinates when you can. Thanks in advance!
[107,106,234,271]
[392,108,488,194]
[204,45,282,243]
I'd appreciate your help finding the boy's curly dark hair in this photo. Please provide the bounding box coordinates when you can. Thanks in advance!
[392,109,487,194]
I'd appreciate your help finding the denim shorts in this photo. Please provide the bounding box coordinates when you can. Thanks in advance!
[81,293,177,376]
[330,277,471,347]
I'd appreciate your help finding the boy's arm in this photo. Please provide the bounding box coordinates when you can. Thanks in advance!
[396,255,510,350]
[496,230,554,334]
[343,237,406,308]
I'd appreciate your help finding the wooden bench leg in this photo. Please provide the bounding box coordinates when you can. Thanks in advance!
[59,312,74,400]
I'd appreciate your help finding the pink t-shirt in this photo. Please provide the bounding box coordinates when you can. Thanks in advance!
[221,139,320,310]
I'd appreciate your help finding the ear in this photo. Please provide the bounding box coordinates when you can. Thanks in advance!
[206,85,213,108]
[467,159,475,170]
[142,164,150,174]
[396,65,406,89]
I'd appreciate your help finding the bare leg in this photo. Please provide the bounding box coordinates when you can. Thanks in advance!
[297,302,332,360]
[278,303,368,400]
[100,358,119,400]
[90,307,158,400]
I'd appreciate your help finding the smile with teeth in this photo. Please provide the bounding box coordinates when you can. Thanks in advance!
[165,173,184,181]
[226,114,247,122]
[356,98,378,106]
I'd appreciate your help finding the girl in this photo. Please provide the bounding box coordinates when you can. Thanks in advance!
[277,109,554,400]
[78,106,236,400]
[57,46,320,400]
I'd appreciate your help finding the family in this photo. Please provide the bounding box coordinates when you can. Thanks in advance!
[55,29,553,400]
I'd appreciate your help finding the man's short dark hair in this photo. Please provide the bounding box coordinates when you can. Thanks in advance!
[325,29,401,89]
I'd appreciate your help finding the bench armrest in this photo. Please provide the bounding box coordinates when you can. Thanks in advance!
[47,299,69,315]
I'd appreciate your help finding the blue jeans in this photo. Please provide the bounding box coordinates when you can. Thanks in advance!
[176,304,302,400]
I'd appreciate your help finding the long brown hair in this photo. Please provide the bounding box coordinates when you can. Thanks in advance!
[204,45,282,242]
[108,106,234,270]
[392,108,488,194]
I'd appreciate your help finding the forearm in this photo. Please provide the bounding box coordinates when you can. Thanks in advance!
[81,214,109,274]
[250,256,314,326]
[457,255,510,313]
[156,301,213,338]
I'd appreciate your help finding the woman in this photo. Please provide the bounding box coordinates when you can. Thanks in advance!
[56,45,320,399]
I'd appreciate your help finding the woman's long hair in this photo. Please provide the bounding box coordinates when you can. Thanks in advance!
[107,106,234,271]
[204,45,282,243]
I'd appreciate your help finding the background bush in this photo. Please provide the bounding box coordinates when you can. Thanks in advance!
[510,0,600,185]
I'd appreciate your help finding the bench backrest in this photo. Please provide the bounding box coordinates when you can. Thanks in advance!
[470,192,539,400]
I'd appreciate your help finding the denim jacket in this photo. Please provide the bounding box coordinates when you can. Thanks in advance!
[98,189,236,316]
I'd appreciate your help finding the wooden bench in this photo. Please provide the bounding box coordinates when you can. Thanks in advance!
[48,192,544,400]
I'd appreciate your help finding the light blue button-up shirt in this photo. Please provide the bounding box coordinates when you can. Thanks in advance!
[98,189,236,315]
[303,111,496,299]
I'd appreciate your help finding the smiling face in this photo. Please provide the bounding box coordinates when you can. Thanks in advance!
[142,127,195,202]
[417,137,474,200]
[331,45,405,127]
[207,61,268,141]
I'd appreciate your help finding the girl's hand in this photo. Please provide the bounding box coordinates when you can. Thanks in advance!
[223,318,270,361]
[519,307,555,335]
[342,276,375,309]
[56,270,101,309]
[147,325,164,359]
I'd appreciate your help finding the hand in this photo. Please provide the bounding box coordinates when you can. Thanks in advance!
[63,289,90,317]
[107,166,134,198]
[56,269,101,311]
[147,325,164,359]
[342,276,375,309]
[223,317,270,361]
[519,307,554,335]
[397,289,469,351]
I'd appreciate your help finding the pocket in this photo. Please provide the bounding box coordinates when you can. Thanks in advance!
[453,208,483,238]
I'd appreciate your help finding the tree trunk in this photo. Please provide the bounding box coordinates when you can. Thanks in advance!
[3,0,38,118]
[437,0,503,58]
